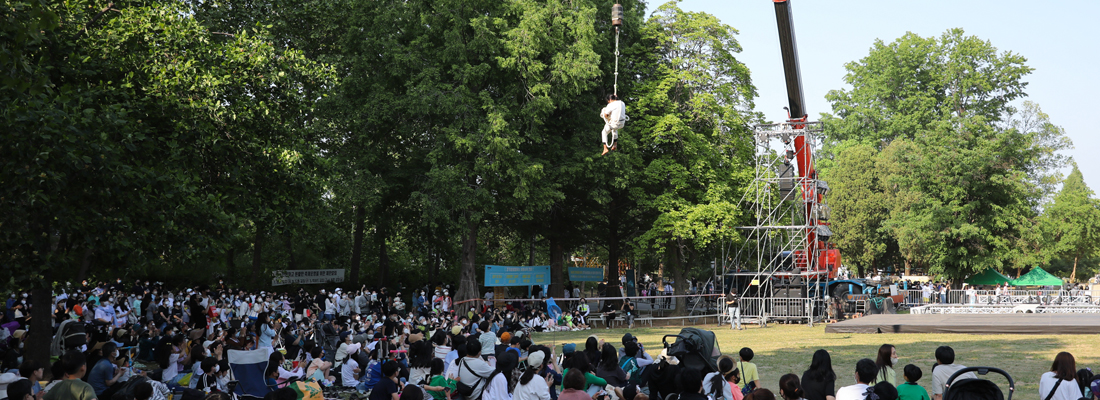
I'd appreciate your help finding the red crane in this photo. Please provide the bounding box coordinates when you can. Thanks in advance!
[772,0,839,278]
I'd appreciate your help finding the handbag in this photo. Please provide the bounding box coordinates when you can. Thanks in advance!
[739,361,755,396]
[455,360,485,397]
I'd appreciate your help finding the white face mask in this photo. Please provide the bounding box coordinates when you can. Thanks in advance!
[891,356,899,365]
[112,350,120,358]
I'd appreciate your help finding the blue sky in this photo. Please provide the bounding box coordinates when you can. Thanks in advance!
[649,0,1099,194]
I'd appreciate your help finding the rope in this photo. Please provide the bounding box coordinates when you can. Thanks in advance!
[614,26,620,96]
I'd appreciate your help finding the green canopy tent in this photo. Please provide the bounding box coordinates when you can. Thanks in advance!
[965,269,1011,286]
[1008,267,1064,287]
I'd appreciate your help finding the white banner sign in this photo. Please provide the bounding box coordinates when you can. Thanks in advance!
[271,269,345,286]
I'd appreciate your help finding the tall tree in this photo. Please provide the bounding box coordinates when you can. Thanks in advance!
[821,29,1068,279]
[1042,165,1100,282]
[631,2,757,312]
[821,143,889,277]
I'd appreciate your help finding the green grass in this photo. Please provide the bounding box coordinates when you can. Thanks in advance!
[530,323,1100,397]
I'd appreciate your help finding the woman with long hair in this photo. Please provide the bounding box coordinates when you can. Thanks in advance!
[583,336,602,370]
[800,349,836,400]
[778,374,805,400]
[704,356,743,400]
[514,350,552,400]
[563,351,607,392]
[1039,352,1084,400]
[595,343,626,387]
[483,351,519,400]
[264,351,285,388]
[256,312,276,349]
[869,344,897,386]
[408,337,435,386]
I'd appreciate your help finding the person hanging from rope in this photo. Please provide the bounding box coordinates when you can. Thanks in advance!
[600,94,628,155]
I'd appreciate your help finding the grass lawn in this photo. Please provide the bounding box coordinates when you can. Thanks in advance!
[530,323,1100,397]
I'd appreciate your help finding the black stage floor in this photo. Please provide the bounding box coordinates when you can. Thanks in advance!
[824,313,1100,334]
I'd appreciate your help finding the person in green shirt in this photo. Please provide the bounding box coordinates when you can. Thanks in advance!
[562,352,607,391]
[45,350,97,400]
[421,359,455,400]
[897,365,930,400]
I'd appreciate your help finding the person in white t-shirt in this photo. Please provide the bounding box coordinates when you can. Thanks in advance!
[599,94,628,155]
[341,344,363,388]
[835,359,876,400]
[1038,352,1084,400]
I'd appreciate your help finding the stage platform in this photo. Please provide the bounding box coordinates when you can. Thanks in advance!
[824,313,1100,334]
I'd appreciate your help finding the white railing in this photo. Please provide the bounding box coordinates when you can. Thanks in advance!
[896,289,1095,306]
[911,303,1100,314]
[719,297,825,326]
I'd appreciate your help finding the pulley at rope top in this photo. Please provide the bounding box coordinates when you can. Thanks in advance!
[611,3,624,26]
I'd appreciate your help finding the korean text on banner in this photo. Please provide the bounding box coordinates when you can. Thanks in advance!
[568,267,604,282]
[272,269,345,286]
[484,265,550,287]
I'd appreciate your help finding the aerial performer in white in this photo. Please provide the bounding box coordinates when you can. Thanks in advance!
[600,94,628,155]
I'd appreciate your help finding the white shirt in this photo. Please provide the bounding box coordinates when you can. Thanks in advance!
[342,357,360,387]
[514,375,552,400]
[600,100,626,125]
[703,372,734,400]
[835,383,870,400]
[1038,372,1083,400]
[457,357,495,400]
[482,373,512,400]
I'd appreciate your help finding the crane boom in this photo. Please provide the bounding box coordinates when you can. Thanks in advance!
[773,0,806,120]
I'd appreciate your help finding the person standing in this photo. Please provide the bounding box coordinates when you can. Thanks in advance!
[726,291,741,330]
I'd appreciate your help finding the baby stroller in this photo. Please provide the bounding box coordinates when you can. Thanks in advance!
[51,320,89,357]
[661,328,720,374]
[943,367,1014,400]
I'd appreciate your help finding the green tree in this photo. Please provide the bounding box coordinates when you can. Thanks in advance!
[630,1,757,311]
[821,143,890,277]
[821,29,1067,279]
[1042,165,1100,282]
[0,0,333,366]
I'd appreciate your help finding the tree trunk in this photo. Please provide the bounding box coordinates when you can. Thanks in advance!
[1071,255,1079,284]
[904,259,911,276]
[226,247,236,283]
[456,216,480,314]
[27,287,53,377]
[76,247,93,282]
[349,203,366,287]
[529,233,536,266]
[607,197,621,300]
[286,234,297,270]
[252,221,265,286]
[378,224,390,286]
[430,248,441,278]
[549,230,564,301]
[667,241,688,314]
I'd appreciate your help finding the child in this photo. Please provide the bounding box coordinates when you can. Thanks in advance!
[897,365,930,400]
[738,348,761,395]
[421,358,455,400]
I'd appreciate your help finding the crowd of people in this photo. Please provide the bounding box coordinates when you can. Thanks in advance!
[0,280,1097,400]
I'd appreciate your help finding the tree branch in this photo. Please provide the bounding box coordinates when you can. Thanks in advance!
[82,2,115,36]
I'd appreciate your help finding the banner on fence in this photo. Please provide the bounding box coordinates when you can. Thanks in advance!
[271,269,345,286]
[568,267,604,282]
[484,265,550,287]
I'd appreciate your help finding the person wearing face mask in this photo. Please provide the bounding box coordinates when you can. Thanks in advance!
[835,359,876,400]
[95,296,118,326]
[88,342,128,398]
[869,344,898,386]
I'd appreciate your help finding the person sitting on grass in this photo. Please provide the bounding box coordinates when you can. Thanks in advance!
[834,359,875,400]
[897,365,929,400]
[930,346,975,400]
[738,348,761,395]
